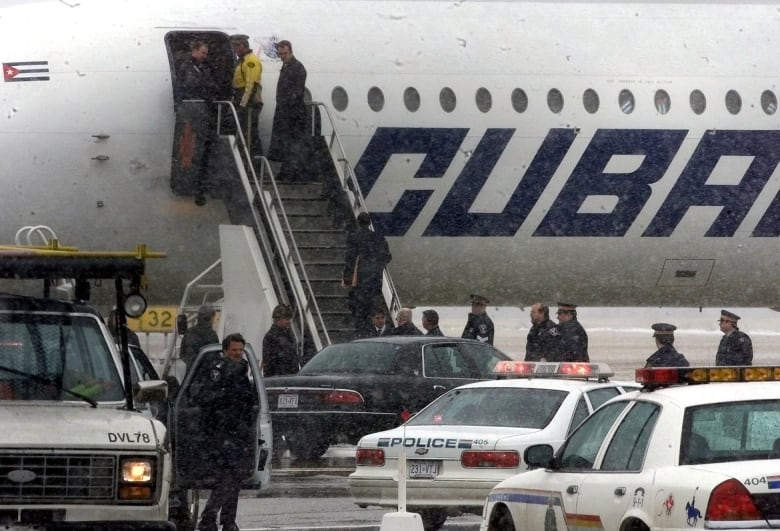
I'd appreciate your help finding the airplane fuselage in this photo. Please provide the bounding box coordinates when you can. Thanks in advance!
[2,0,780,306]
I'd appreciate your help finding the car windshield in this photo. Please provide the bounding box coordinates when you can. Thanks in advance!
[408,387,568,428]
[681,399,780,465]
[299,342,402,375]
[0,312,124,402]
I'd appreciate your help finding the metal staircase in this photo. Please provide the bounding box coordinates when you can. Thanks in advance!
[167,98,401,360]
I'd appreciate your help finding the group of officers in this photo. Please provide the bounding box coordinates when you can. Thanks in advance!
[525,304,753,368]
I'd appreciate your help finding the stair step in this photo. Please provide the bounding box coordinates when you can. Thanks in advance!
[297,246,345,262]
[273,182,324,198]
[304,263,344,279]
[309,280,350,296]
[290,230,345,246]
[281,199,329,216]
[286,214,343,231]
[313,295,350,313]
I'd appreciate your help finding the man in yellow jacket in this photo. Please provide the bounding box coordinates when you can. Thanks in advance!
[230,34,263,156]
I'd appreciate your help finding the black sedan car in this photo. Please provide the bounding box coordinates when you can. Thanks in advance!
[265,336,510,460]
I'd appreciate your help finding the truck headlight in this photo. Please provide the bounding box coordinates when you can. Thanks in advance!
[119,457,155,501]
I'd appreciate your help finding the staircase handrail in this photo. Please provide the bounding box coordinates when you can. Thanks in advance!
[215,100,329,352]
[305,101,403,318]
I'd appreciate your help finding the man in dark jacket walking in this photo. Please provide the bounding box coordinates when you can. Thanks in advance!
[645,323,689,367]
[262,304,299,376]
[715,309,753,366]
[343,212,392,338]
[554,302,589,362]
[195,333,257,531]
[461,294,494,344]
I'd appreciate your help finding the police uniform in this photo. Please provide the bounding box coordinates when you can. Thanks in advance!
[525,319,558,361]
[262,305,299,376]
[716,310,753,366]
[645,323,689,367]
[195,352,257,531]
[461,295,495,345]
[554,303,588,362]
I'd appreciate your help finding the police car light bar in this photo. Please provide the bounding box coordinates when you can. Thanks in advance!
[493,361,614,381]
[636,366,780,388]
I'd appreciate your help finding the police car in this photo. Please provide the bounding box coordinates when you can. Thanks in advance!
[480,366,780,531]
[348,362,638,531]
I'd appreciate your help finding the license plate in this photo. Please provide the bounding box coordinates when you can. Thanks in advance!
[277,394,298,408]
[408,460,439,479]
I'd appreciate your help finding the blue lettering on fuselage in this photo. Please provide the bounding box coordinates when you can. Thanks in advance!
[353,127,780,237]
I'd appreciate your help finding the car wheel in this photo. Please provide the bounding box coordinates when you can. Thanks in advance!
[286,430,330,460]
[488,505,516,531]
[169,488,199,531]
[418,508,447,531]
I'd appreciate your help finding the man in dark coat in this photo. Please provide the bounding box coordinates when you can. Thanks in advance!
[645,323,689,367]
[390,308,423,336]
[715,309,753,366]
[343,212,392,338]
[554,302,589,362]
[174,40,217,206]
[268,39,307,179]
[180,305,219,373]
[525,302,558,361]
[262,304,299,376]
[461,294,494,344]
[422,309,445,336]
[367,308,392,337]
[195,333,257,531]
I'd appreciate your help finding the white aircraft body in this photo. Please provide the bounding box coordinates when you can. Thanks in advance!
[2,0,780,307]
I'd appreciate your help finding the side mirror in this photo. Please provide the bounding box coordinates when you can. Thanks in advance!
[176,314,188,335]
[524,444,555,469]
[134,379,168,403]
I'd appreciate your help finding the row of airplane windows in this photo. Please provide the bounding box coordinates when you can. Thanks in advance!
[325,86,780,116]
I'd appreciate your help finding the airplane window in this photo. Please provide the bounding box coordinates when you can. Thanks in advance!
[619,89,635,114]
[725,89,742,115]
[548,88,564,113]
[404,87,421,112]
[476,87,492,113]
[583,88,599,114]
[367,87,384,112]
[761,90,777,115]
[654,89,671,115]
[690,90,706,115]
[439,87,456,113]
[511,88,528,113]
[331,86,349,112]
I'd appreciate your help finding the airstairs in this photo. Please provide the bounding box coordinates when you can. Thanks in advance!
[165,99,402,374]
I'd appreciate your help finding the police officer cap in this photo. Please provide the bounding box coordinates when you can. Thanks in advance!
[272,304,293,319]
[470,294,489,305]
[652,322,676,337]
[557,302,578,311]
[197,305,215,320]
[229,34,249,44]
[721,309,741,321]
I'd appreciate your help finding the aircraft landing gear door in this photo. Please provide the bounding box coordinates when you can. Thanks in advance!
[171,343,272,490]
[164,31,234,201]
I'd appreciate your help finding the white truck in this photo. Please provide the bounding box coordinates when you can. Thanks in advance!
[0,242,272,531]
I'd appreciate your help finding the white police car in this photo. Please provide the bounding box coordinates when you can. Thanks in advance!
[348,362,638,531]
[481,366,780,531]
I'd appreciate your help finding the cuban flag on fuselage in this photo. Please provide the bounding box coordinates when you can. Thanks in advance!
[3,61,49,82]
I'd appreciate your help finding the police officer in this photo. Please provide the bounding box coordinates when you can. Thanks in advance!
[180,304,219,373]
[461,294,495,344]
[195,333,257,531]
[715,310,753,366]
[229,34,263,156]
[262,304,299,376]
[525,302,558,361]
[554,302,589,362]
[645,323,689,367]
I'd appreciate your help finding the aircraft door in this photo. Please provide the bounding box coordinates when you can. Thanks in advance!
[171,343,272,490]
[164,31,235,201]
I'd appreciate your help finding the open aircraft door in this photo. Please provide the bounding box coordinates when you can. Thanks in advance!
[171,343,272,490]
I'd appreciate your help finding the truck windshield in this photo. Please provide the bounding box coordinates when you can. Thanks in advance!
[0,312,124,402]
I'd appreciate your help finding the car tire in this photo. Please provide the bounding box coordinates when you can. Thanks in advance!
[488,505,516,531]
[418,508,447,531]
[286,430,330,460]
